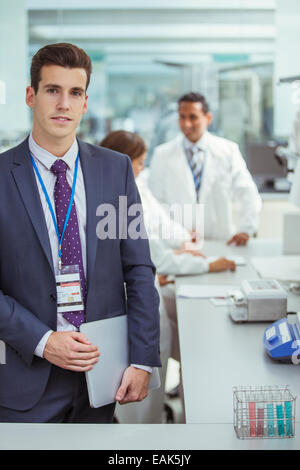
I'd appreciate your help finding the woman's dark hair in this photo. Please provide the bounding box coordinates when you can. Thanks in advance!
[100,130,146,161]
[30,42,92,93]
[178,92,209,114]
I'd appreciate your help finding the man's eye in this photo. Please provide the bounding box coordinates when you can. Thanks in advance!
[72,91,82,97]
[47,89,57,94]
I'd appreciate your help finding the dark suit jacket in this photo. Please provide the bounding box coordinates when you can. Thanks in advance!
[0,137,160,410]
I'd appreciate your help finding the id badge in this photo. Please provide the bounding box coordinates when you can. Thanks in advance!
[55,265,84,313]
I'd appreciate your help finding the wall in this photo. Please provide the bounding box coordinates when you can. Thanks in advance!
[0,0,29,136]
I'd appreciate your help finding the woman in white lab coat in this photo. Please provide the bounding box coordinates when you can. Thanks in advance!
[100,130,236,422]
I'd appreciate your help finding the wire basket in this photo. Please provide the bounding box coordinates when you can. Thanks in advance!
[233,385,296,439]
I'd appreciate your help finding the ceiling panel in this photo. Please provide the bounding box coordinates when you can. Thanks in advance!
[27,0,276,11]
[27,1,276,75]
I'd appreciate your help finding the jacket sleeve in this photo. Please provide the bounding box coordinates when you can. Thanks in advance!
[0,290,53,367]
[120,157,161,367]
[230,143,262,236]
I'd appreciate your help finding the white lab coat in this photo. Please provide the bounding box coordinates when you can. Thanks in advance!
[135,179,210,377]
[148,132,262,240]
[136,178,209,275]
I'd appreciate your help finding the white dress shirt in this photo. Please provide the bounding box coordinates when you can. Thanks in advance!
[183,133,207,169]
[30,134,151,373]
[30,133,86,356]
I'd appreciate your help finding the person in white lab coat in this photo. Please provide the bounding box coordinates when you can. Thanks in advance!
[100,130,236,419]
[148,92,262,245]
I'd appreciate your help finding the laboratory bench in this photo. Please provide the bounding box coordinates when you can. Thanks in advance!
[0,423,300,450]
[175,239,300,432]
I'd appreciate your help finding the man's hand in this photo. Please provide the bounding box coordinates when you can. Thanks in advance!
[209,257,236,273]
[227,232,250,246]
[43,331,100,372]
[115,366,150,405]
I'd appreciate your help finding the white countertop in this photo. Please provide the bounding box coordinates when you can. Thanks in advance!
[0,423,299,450]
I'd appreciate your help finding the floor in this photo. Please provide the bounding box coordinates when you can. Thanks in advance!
[164,359,185,424]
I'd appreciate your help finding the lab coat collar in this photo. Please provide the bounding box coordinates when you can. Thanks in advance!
[183,131,209,153]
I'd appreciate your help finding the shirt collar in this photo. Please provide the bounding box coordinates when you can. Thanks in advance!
[29,132,78,171]
[183,131,208,153]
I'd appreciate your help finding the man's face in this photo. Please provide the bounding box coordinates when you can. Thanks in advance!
[178,101,212,143]
[26,64,88,143]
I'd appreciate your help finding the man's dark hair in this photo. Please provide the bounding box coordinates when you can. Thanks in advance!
[178,92,209,114]
[30,42,92,93]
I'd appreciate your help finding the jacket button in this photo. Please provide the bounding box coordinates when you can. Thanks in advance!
[50,293,57,301]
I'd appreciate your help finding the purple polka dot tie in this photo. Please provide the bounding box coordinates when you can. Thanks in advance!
[51,159,86,328]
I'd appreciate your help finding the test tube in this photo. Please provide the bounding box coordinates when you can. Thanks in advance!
[266,392,275,437]
[248,392,256,437]
[257,394,265,437]
[276,392,285,437]
[242,388,248,434]
[284,393,293,437]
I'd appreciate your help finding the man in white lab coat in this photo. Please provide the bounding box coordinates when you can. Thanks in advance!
[148,92,262,245]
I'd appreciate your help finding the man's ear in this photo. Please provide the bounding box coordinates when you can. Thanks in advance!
[82,94,88,115]
[206,112,213,127]
[26,86,35,108]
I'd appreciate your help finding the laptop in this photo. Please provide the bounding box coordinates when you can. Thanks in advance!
[80,314,160,408]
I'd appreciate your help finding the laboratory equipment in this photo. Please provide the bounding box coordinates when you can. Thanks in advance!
[263,312,300,362]
[283,212,300,255]
[233,385,296,439]
[276,397,285,437]
[227,279,287,322]
[246,142,288,192]
[285,394,293,437]
[248,393,256,437]
[277,108,300,255]
[257,398,265,437]
[266,393,275,437]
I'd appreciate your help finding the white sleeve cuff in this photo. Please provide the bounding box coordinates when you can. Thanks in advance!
[34,330,54,358]
[131,363,152,374]
[202,258,210,272]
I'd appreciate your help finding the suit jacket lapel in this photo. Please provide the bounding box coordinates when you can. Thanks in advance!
[78,139,103,294]
[11,138,54,274]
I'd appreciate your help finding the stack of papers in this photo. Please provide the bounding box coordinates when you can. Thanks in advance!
[176,284,239,299]
[251,256,300,281]
[206,256,246,266]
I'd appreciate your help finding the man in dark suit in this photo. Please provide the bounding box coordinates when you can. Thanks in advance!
[0,43,160,423]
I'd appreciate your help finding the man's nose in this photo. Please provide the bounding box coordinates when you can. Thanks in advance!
[57,92,70,110]
[183,119,192,128]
